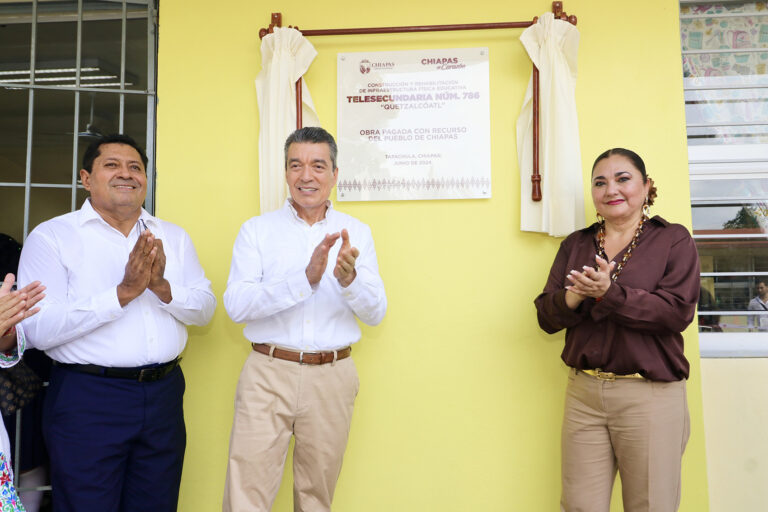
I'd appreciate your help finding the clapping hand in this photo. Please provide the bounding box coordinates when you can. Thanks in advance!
[333,229,359,288]
[565,255,615,300]
[0,273,45,347]
[306,233,341,286]
[117,230,156,306]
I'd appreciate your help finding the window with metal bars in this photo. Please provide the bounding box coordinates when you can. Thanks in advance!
[0,0,158,500]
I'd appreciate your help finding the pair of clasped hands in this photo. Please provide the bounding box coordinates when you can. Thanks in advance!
[0,273,45,350]
[564,254,616,308]
[117,229,171,306]
[306,229,358,288]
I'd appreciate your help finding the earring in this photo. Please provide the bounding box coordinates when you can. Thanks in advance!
[596,212,604,224]
[642,197,651,220]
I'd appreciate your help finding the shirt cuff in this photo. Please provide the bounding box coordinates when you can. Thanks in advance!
[100,288,125,321]
[0,326,23,368]
[553,289,586,320]
[157,279,188,309]
[590,283,623,321]
[339,272,364,302]
[287,269,313,301]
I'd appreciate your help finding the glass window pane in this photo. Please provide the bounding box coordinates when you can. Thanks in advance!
[124,93,147,147]
[82,12,122,89]
[31,89,75,184]
[698,313,754,333]
[686,124,768,145]
[0,6,32,87]
[701,275,754,311]
[0,89,30,183]
[78,1,149,90]
[685,88,768,125]
[28,187,74,233]
[696,237,768,272]
[125,10,149,91]
[681,3,765,16]
[35,2,77,84]
[692,203,768,231]
[681,4,768,72]
[77,90,120,140]
[683,53,768,79]
[699,275,768,332]
[0,186,25,244]
[76,186,88,209]
[691,178,768,201]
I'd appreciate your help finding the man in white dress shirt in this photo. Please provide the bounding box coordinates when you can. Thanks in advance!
[18,134,216,512]
[222,127,387,511]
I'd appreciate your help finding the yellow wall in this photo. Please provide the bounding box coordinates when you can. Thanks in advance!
[700,358,768,511]
[155,1,709,510]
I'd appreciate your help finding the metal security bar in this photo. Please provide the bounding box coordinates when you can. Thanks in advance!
[1,0,159,241]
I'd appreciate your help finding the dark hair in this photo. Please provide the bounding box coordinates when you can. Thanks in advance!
[284,127,338,170]
[592,147,657,206]
[0,233,21,278]
[81,134,148,173]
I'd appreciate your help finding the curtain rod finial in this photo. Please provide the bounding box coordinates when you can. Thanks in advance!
[259,12,284,39]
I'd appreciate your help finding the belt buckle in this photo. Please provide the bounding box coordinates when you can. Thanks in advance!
[138,368,149,382]
[595,369,616,382]
[299,351,304,365]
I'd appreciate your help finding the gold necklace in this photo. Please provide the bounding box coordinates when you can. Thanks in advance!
[597,213,648,281]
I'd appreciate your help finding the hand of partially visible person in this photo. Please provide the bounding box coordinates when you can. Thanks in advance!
[333,229,359,288]
[118,230,157,306]
[148,238,172,303]
[306,233,341,286]
[0,273,45,350]
[566,255,615,300]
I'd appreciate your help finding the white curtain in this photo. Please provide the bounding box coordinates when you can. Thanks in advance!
[516,13,584,237]
[255,27,321,213]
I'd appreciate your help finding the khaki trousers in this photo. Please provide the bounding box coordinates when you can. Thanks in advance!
[561,368,690,512]
[223,350,359,512]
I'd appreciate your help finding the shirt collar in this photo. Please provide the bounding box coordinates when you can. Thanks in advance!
[77,198,159,231]
[581,215,668,234]
[284,198,334,225]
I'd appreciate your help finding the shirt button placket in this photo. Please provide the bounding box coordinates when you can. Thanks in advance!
[304,226,321,350]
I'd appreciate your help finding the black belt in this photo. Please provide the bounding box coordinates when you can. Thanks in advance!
[54,358,181,382]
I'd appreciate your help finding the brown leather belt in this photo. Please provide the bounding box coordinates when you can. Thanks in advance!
[581,368,645,381]
[252,343,351,365]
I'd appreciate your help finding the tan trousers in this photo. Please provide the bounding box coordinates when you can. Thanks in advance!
[561,368,690,512]
[223,350,359,512]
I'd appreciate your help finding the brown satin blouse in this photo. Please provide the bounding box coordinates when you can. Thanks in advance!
[534,216,700,382]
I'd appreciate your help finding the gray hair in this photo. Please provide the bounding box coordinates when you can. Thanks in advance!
[284,127,338,170]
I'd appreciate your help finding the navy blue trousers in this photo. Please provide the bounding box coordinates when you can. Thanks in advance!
[43,364,186,512]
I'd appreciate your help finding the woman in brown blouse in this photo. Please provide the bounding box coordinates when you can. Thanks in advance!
[534,148,700,512]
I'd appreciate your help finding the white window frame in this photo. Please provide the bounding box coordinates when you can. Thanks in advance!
[680,1,768,356]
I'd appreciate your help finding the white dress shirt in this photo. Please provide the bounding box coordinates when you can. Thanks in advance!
[224,200,386,351]
[18,199,216,366]
[748,296,768,331]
